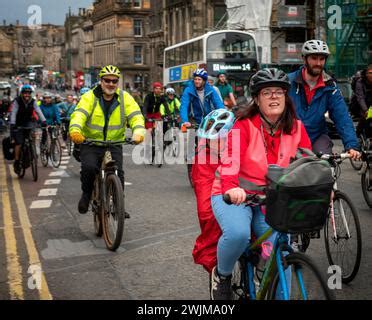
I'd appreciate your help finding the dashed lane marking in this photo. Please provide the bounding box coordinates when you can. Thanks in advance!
[48,171,65,177]
[30,200,52,209]
[38,189,58,197]
[44,179,61,185]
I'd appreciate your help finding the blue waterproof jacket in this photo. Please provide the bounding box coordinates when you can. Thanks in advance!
[40,103,61,125]
[288,67,359,151]
[180,82,224,125]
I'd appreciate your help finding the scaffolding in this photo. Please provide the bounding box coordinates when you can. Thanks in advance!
[325,0,372,79]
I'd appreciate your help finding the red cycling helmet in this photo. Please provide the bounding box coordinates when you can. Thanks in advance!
[153,82,163,89]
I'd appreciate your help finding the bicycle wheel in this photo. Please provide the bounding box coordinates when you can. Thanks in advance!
[67,137,73,156]
[40,143,48,167]
[17,148,26,178]
[30,143,38,182]
[268,252,334,300]
[50,139,62,168]
[324,191,362,284]
[92,178,103,237]
[231,258,249,301]
[102,174,125,251]
[361,164,372,208]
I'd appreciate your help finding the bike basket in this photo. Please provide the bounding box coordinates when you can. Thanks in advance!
[265,158,334,234]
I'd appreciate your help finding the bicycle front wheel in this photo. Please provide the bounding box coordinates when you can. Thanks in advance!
[268,252,334,300]
[231,258,249,301]
[30,143,38,182]
[361,165,372,208]
[102,174,125,251]
[40,143,48,167]
[324,191,362,284]
[50,139,62,168]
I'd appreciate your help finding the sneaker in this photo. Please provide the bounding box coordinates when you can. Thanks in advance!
[210,267,232,300]
[78,193,91,214]
[291,241,299,252]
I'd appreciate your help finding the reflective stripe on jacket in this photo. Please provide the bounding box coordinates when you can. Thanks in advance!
[69,86,145,141]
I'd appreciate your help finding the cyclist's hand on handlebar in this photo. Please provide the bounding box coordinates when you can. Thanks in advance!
[347,149,361,160]
[224,187,246,205]
[70,131,85,144]
[132,133,144,144]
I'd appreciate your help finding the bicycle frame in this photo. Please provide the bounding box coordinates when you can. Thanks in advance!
[240,228,295,300]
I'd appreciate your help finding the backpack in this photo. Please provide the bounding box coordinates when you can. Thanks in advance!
[2,136,15,161]
[265,151,334,234]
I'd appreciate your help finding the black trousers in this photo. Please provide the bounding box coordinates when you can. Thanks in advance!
[80,144,124,196]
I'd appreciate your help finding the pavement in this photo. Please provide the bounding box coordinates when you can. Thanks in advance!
[0,130,372,300]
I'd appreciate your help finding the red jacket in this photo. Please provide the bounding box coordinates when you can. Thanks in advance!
[212,114,312,195]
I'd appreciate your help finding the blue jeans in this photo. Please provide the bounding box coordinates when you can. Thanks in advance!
[211,195,291,298]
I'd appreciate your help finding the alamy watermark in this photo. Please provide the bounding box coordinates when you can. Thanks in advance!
[27,264,42,290]
[327,5,342,30]
[27,5,42,29]
[328,265,342,290]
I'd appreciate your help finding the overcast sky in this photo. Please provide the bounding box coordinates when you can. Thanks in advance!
[0,0,94,26]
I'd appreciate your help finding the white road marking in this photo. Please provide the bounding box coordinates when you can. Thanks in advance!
[54,166,67,170]
[30,200,52,209]
[49,171,65,177]
[61,157,70,161]
[38,189,58,197]
[125,182,132,186]
[60,161,69,165]
[44,179,61,185]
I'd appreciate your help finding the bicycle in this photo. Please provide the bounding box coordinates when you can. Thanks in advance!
[147,118,163,168]
[297,153,362,284]
[181,123,199,188]
[163,116,180,158]
[14,126,38,182]
[87,139,133,251]
[40,125,62,168]
[224,194,334,300]
[61,117,73,156]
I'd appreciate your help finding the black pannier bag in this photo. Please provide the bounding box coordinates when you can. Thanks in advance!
[265,156,334,234]
[2,136,15,161]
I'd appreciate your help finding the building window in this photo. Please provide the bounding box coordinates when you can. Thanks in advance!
[285,28,306,43]
[134,0,141,8]
[134,45,143,64]
[134,19,142,36]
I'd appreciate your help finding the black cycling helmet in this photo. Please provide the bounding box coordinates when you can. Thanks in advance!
[249,68,290,95]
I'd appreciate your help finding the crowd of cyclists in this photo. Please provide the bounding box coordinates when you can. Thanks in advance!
[1,38,372,300]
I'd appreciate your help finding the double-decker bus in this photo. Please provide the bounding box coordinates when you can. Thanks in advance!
[163,30,259,97]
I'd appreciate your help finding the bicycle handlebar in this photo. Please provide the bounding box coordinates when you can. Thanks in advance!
[223,193,266,206]
[316,153,351,161]
[84,138,135,146]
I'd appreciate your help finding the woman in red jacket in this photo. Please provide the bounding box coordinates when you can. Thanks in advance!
[209,68,312,300]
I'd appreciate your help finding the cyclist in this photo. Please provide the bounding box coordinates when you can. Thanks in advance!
[180,68,224,128]
[207,76,222,101]
[54,94,65,115]
[60,94,77,142]
[10,84,46,174]
[215,71,236,109]
[79,87,90,97]
[192,109,235,275]
[160,88,180,118]
[288,39,359,158]
[210,68,312,300]
[354,64,372,136]
[143,82,166,129]
[69,64,145,214]
[39,92,61,147]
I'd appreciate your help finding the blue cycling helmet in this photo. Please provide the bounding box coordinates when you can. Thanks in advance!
[193,68,208,81]
[197,109,235,140]
[20,84,34,93]
[80,87,90,95]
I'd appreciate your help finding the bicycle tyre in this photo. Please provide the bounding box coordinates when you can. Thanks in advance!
[50,139,62,168]
[30,143,38,182]
[324,191,362,284]
[231,258,249,301]
[187,163,194,188]
[361,165,372,208]
[267,252,334,300]
[92,177,103,237]
[17,148,26,178]
[349,158,363,171]
[67,137,72,156]
[102,174,125,251]
[40,143,48,167]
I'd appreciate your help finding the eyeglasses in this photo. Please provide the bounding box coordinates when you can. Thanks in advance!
[22,91,32,94]
[102,78,119,84]
[260,89,286,98]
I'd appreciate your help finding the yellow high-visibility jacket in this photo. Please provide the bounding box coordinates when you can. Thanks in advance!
[69,86,145,141]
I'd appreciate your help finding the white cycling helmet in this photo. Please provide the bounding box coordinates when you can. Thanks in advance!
[166,88,176,95]
[302,40,330,57]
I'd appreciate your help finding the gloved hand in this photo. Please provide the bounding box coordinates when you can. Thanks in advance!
[70,131,85,144]
[132,133,144,144]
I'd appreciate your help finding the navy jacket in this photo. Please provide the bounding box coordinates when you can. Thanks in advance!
[288,67,359,151]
